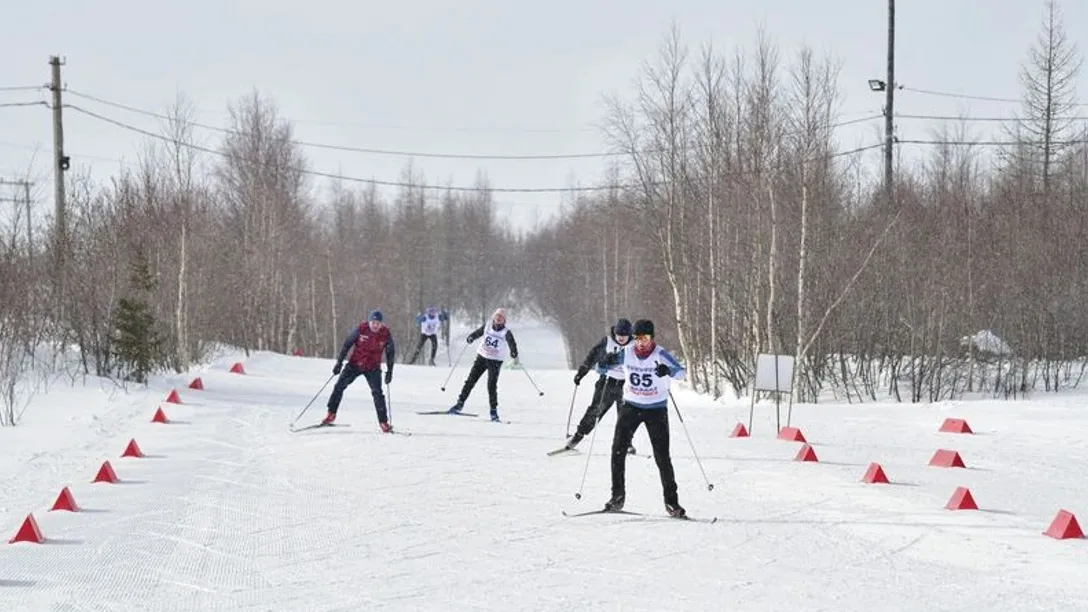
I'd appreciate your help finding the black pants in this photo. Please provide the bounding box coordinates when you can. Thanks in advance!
[575,376,625,437]
[408,333,438,364]
[327,363,389,423]
[611,402,678,505]
[457,355,502,410]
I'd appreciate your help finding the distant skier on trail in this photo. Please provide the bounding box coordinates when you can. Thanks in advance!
[447,308,518,422]
[323,309,396,433]
[595,318,687,518]
[562,318,636,455]
[407,306,449,366]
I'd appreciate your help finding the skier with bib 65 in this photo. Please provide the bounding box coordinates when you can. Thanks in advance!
[595,318,687,517]
[324,310,396,433]
[447,308,518,422]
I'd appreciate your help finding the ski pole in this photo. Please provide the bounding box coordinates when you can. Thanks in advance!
[668,390,714,491]
[290,373,335,427]
[386,381,393,423]
[440,342,471,391]
[520,366,545,396]
[574,390,610,500]
[565,385,578,437]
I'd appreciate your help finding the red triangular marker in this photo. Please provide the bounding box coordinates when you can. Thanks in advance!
[730,423,749,438]
[152,407,169,423]
[939,418,973,434]
[794,444,818,462]
[946,486,978,510]
[862,462,889,483]
[188,377,204,390]
[8,514,44,544]
[229,362,245,374]
[777,426,806,443]
[50,486,80,512]
[1044,510,1084,540]
[93,461,118,483]
[929,449,966,468]
[121,438,144,458]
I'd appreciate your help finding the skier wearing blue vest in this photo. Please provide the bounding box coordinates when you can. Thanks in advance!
[407,306,448,366]
[596,318,687,517]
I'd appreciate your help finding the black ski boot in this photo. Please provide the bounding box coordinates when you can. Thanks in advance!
[565,433,584,450]
[665,502,686,518]
[603,494,625,512]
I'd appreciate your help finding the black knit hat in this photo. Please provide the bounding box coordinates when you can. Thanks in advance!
[633,319,654,337]
[614,318,632,335]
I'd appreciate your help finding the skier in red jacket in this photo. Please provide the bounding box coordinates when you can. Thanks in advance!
[323,309,396,432]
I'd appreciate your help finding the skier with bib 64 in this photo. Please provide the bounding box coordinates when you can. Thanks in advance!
[595,318,687,518]
[447,308,518,422]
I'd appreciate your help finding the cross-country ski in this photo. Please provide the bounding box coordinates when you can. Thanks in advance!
[289,422,351,433]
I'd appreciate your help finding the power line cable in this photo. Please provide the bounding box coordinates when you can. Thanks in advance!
[65,90,622,159]
[897,137,1088,147]
[66,104,630,192]
[0,101,47,109]
[898,113,1088,122]
[901,85,1088,107]
[65,88,884,161]
[65,103,886,193]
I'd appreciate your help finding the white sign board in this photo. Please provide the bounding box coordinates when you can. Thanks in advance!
[754,354,794,393]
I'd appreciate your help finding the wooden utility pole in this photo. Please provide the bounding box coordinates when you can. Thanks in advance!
[49,55,70,309]
[884,0,896,204]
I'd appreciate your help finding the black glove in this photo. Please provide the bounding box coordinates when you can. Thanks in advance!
[332,362,342,375]
[384,369,393,384]
[574,365,589,385]
[654,362,670,377]
[466,335,474,343]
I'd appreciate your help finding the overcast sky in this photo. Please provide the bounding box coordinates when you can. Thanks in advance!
[2,0,1086,231]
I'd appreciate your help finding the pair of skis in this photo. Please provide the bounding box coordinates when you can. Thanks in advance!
[562,508,717,524]
[289,422,350,433]
[289,422,410,436]
[415,410,509,424]
[546,446,641,457]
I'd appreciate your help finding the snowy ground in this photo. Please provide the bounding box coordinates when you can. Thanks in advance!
[1,319,1086,611]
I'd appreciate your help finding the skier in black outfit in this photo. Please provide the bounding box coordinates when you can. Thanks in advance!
[447,308,518,422]
[596,318,688,518]
[564,318,636,454]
